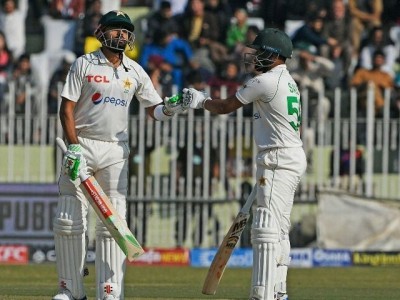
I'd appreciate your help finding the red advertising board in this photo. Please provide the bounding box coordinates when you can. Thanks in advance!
[0,245,29,264]
[128,248,189,266]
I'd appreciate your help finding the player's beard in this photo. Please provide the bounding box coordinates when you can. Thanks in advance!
[102,30,129,52]
[109,37,127,52]
[254,65,266,72]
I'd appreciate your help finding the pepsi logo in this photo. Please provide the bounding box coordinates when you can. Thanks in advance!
[90,93,128,107]
[92,93,102,105]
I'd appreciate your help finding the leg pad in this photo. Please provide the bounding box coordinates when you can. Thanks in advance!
[53,196,87,300]
[250,207,280,300]
[96,197,126,300]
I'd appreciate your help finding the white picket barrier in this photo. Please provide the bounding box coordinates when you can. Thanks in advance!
[0,82,398,201]
[0,81,399,247]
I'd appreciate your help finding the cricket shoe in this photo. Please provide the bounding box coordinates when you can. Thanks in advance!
[277,293,288,300]
[52,289,87,300]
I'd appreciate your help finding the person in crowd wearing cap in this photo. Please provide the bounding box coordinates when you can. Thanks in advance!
[52,10,185,300]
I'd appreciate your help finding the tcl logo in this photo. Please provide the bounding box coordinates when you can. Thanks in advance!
[86,75,110,83]
[0,245,28,264]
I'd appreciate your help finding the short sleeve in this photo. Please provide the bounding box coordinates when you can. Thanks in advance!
[134,67,163,107]
[61,58,85,102]
[236,75,272,104]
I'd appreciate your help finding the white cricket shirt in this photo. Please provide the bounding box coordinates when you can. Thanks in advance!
[236,64,303,151]
[61,49,163,142]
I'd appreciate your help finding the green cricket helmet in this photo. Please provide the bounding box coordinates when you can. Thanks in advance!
[95,10,135,52]
[245,28,293,71]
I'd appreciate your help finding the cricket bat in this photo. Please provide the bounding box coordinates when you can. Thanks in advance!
[202,185,257,295]
[56,137,144,262]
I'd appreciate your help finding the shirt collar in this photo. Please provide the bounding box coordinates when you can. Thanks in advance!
[96,49,127,68]
[271,64,287,71]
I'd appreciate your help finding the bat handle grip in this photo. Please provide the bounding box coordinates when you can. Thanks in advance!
[241,184,257,213]
[56,137,90,181]
[56,137,67,153]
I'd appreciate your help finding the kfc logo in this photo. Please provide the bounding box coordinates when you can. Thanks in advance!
[0,245,29,264]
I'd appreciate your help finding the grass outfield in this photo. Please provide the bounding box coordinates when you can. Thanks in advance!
[0,264,399,299]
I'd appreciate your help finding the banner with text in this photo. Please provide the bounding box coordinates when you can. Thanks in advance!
[0,184,58,246]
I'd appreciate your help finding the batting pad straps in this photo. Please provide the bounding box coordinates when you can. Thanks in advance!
[251,208,279,244]
[53,219,85,235]
[154,104,174,121]
[251,228,280,244]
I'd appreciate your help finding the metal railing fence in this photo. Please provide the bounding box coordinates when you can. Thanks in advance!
[0,82,398,203]
[1,82,399,248]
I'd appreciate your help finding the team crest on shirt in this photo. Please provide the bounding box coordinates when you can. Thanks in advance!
[258,176,267,186]
[122,78,133,93]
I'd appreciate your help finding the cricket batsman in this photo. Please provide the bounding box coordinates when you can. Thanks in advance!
[52,10,184,300]
[181,28,307,300]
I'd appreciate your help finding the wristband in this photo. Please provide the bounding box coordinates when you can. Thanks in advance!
[162,105,174,116]
[201,97,211,109]
[154,105,174,121]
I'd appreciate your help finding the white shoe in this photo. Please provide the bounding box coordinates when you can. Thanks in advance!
[52,289,87,300]
[103,296,116,300]
[52,289,73,300]
[277,293,288,300]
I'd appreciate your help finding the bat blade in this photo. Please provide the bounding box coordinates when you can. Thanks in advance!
[56,137,144,261]
[202,186,257,295]
[82,176,145,261]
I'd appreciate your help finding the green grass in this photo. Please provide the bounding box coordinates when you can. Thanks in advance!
[0,264,399,299]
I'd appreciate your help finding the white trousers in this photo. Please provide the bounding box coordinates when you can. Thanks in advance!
[56,137,130,300]
[59,137,130,199]
[250,146,307,300]
[255,146,307,235]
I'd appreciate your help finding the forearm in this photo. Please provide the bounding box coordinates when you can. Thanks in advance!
[348,1,369,19]
[349,1,381,21]
[203,95,243,115]
[314,56,335,74]
[350,72,365,87]
[372,0,383,17]
[61,114,79,144]
[182,88,244,114]
[59,98,79,144]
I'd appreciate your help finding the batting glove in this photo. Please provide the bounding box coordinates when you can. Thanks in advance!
[163,94,186,115]
[63,144,87,181]
[182,88,211,109]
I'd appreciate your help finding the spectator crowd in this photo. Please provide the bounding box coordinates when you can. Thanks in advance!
[0,0,399,119]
